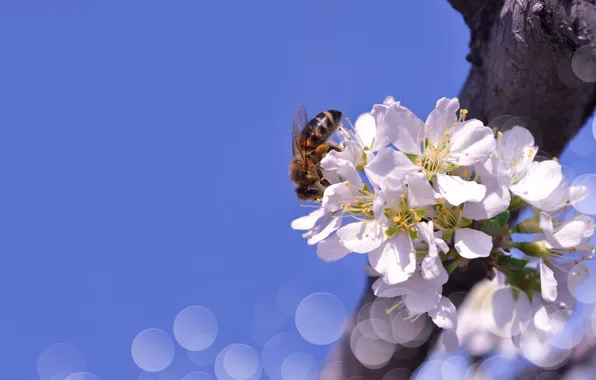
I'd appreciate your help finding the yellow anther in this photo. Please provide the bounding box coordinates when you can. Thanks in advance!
[497,131,503,137]
[553,156,559,162]
[365,234,369,237]
[463,169,469,176]
[400,194,405,199]
[410,248,415,253]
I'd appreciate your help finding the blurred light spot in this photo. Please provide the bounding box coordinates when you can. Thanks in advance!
[318,361,361,379]
[568,261,596,303]
[442,356,469,380]
[382,368,412,379]
[490,115,544,149]
[280,352,317,380]
[486,286,532,338]
[262,333,311,380]
[173,306,218,352]
[157,356,198,380]
[558,55,585,88]
[215,345,261,380]
[276,277,313,316]
[477,355,523,379]
[131,328,175,372]
[222,344,261,380]
[186,346,218,368]
[571,174,596,215]
[412,360,449,379]
[388,309,427,346]
[182,372,217,380]
[463,363,482,380]
[516,324,571,368]
[572,45,596,82]
[548,310,583,350]
[295,292,347,345]
[350,320,395,369]
[38,343,86,380]
[64,373,100,380]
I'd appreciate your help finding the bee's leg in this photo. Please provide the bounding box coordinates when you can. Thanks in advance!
[316,165,332,187]
[328,144,342,152]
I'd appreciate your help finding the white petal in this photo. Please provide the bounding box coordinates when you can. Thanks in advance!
[372,277,407,298]
[421,255,448,285]
[540,259,558,303]
[550,220,586,249]
[578,214,596,238]
[307,214,342,245]
[368,233,416,285]
[404,284,441,314]
[462,179,510,220]
[436,174,486,206]
[336,221,384,254]
[454,228,493,259]
[354,113,376,149]
[447,120,496,166]
[381,102,424,155]
[321,182,357,211]
[321,150,363,187]
[317,234,351,262]
[290,208,326,230]
[365,147,419,186]
[539,212,555,240]
[407,173,438,207]
[511,160,562,202]
[429,297,458,329]
[424,97,460,147]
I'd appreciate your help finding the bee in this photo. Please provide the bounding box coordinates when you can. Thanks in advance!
[290,105,343,201]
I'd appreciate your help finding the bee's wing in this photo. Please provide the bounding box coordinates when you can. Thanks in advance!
[292,105,309,158]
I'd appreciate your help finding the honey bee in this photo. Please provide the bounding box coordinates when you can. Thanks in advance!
[290,105,343,201]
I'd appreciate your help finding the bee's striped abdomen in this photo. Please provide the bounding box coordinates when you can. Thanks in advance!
[303,110,342,147]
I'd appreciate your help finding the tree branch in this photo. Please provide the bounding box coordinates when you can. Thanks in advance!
[320,1,596,378]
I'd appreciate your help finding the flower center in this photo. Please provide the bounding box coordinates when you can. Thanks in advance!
[384,195,423,238]
[339,183,375,219]
[434,199,462,230]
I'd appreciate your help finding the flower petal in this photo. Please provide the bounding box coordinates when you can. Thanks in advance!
[510,160,562,202]
[365,147,419,186]
[421,254,448,285]
[540,259,558,303]
[321,150,363,187]
[381,102,424,155]
[290,208,326,230]
[429,297,457,329]
[436,174,486,206]
[336,221,384,253]
[369,232,416,285]
[462,178,510,220]
[307,214,342,245]
[425,97,460,147]
[447,120,496,166]
[407,173,438,207]
[317,234,351,262]
[321,182,358,211]
[454,228,493,259]
[354,113,376,149]
[372,277,407,298]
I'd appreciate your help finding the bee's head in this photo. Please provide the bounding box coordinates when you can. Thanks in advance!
[296,186,322,201]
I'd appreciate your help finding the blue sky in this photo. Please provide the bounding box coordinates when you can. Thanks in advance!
[1,1,595,379]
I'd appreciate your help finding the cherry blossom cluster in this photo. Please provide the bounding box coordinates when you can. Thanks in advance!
[291,97,595,351]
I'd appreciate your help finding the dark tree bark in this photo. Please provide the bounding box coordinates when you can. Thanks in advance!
[320,1,596,378]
